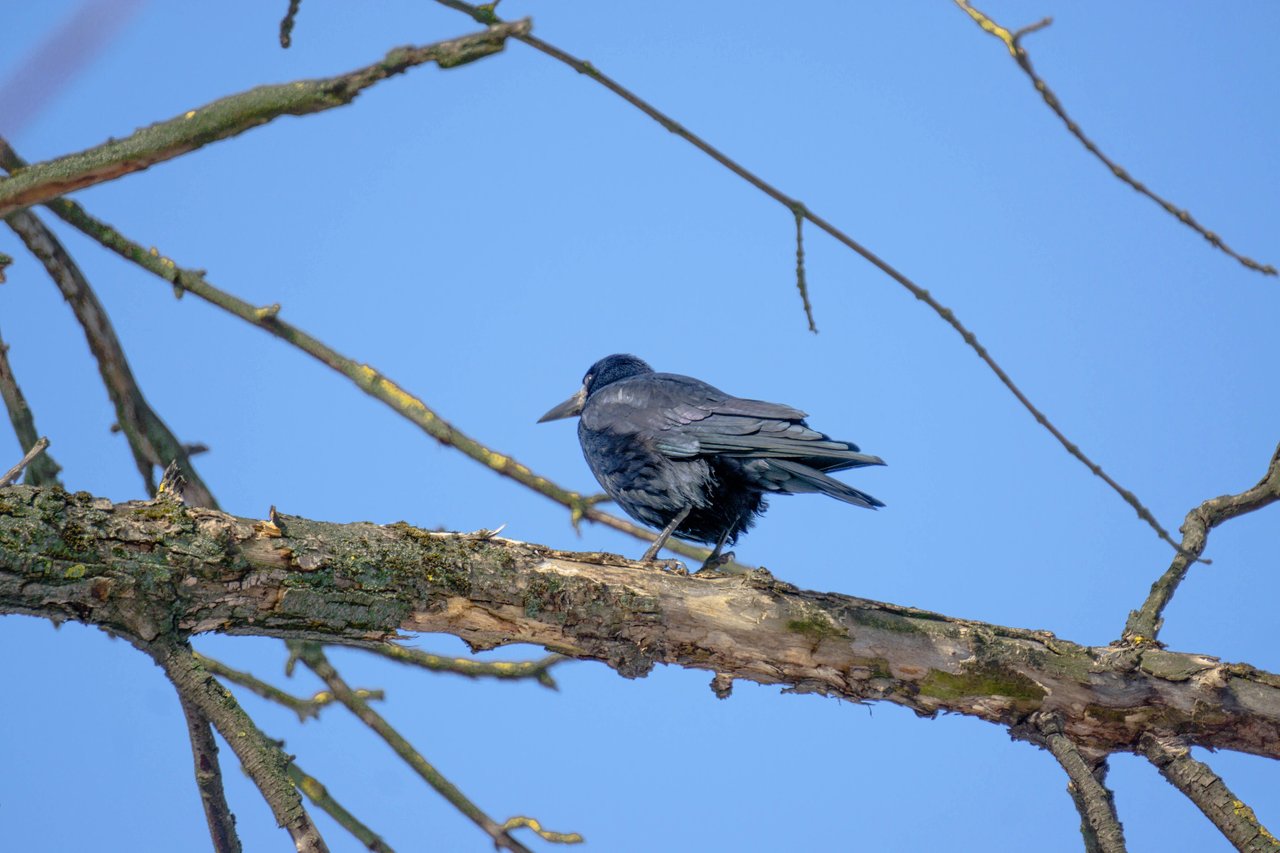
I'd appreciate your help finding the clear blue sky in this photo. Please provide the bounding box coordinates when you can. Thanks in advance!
[2,2,1277,851]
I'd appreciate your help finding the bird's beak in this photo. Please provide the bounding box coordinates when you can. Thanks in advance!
[538,386,586,423]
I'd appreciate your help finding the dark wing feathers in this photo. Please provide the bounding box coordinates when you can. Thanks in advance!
[584,373,884,472]
[756,460,884,509]
[679,417,884,469]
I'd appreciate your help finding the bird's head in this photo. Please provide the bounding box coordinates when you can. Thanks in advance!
[538,354,653,422]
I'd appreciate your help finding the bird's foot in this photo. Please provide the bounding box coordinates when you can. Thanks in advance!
[696,551,736,574]
[656,558,688,575]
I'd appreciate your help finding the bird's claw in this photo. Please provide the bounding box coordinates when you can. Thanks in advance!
[696,551,735,574]
[657,559,688,575]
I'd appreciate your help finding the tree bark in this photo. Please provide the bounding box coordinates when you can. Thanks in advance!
[2,484,1278,759]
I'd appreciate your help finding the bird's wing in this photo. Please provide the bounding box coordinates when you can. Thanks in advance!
[663,413,884,469]
[580,374,883,470]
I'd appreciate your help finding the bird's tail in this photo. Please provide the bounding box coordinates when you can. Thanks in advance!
[769,459,884,509]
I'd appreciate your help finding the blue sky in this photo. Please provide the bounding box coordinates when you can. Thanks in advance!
[1,2,1277,851]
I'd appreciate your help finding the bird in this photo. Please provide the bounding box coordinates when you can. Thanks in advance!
[538,354,884,570]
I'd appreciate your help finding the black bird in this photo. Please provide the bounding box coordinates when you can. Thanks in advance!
[539,354,884,569]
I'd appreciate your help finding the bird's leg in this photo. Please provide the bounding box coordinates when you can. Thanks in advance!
[697,527,735,573]
[640,505,692,561]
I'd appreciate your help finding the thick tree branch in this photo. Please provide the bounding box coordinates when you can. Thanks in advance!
[5,209,216,506]
[0,330,61,486]
[143,635,329,852]
[431,0,1186,560]
[0,21,530,218]
[0,138,720,564]
[953,0,1276,277]
[1124,441,1280,642]
[1037,714,1126,853]
[2,485,1278,761]
[1141,735,1280,852]
[177,694,243,853]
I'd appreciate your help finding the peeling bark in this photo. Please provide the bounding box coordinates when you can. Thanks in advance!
[2,484,1278,759]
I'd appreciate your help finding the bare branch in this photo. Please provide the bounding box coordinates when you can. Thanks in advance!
[0,139,722,564]
[143,637,328,853]
[195,651,385,722]
[0,21,531,218]
[792,206,816,333]
[4,485,1279,760]
[0,329,62,486]
[1124,441,1280,642]
[500,816,584,845]
[279,0,303,48]
[294,643,539,853]
[359,644,566,689]
[287,762,396,853]
[177,694,243,853]
[1141,735,1280,852]
[1037,715,1127,853]
[5,209,217,506]
[0,435,50,487]
[428,0,1186,559]
[952,0,1275,276]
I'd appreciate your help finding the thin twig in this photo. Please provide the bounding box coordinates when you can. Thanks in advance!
[5,209,217,506]
[0,138,721,567]
[430,0,1186,556]
[1123,440,1280,642]
[1038,715,1127,853]
[279,0,303,48]
[177,694,243,853]
[0,251,10,281]
[793,206,816,333]
[287,762,396,853]
[1141,735,1280,851]
[195,651,385,722]
[0,435,49,487]
[360,645,566,689]
[501,817,583,845]
[144,637,329,853]
[294,642,550,853]
[953,0,1275,277]
[0,331,61,485]
[0,21,530,218]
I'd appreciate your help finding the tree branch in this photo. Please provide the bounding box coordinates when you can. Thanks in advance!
[952,0,1276,277]
[287,761,396,853]
[1037,714,1127,853]
[293,642,539,853]
[143,636,329,852]
[1124,441,1280,642]
[195,651,385,722]
[0,21,530,218]
[429,0,1187,559]
[5,209,216,506]
[3,484,1278,761]
[1141,735,1280,852]
[0,138,721,564]
[359,644,566,689]
[0,435,51,488]
[279,0,304,48]
[0,329,61,486]
[177,693,243,853]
